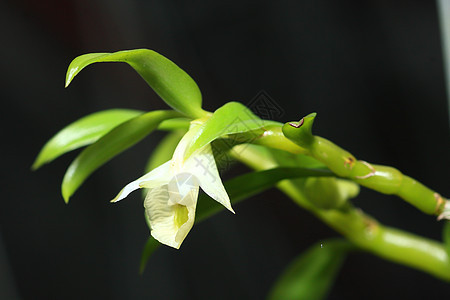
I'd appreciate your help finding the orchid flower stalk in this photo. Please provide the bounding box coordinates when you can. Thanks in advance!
[112,121,234,249]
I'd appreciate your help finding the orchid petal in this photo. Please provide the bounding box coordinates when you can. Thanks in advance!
[111,160,172,202]
[185,145,234,213]
[145,184,198,249]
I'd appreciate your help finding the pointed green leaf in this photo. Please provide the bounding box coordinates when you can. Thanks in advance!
[196,166,333,222]
[66,49,206,118]
[268,239,353,300]
[62,110,182,202]
[186,102,280,157]
[32,109,143,170]
[140,166,334,273]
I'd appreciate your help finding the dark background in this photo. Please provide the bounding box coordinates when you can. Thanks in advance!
[1,0,450,299]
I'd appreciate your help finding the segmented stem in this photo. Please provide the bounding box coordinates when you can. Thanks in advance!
[232,144,450,281]
[282,113,448,218]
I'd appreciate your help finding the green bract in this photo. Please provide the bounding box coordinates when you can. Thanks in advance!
[62,110,182,202]
[282,112,317,147]
[66,49,207,118]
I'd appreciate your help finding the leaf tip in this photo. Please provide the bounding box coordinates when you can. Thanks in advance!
[61,186,71,204]
[139,264,146,275]
[65,66,78,88]
[30,160,40,171]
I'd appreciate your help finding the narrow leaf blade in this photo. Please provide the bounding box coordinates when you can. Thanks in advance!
[157,118,190,131]
[62,110,181,202]
[196,166,333,222]
[66,49,205,118]
[32,109,143,170]
[268,239,353,300]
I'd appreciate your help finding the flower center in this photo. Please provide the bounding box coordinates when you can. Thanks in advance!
[174,204,189,227]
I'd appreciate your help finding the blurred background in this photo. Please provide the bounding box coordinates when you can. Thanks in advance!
[1,0,450,299]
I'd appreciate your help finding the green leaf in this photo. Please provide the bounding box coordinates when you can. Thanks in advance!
[443,221,450,258]
[32,109,143,170]
[267,239,353,300]
[66,49,206,118]
[186,102,280,157]
[196,166,333,222]
[62,110,182,202]
[144,130,186,174]
[157,118,190,131]
[139,166,334,273]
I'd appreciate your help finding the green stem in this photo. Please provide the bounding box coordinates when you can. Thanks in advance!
[253,126,308,154]
[232,144,450,281]
[281,114,448,217]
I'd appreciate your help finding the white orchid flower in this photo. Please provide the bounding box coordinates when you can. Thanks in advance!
[112,123,234,249]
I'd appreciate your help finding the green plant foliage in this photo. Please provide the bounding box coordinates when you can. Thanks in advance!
[144,130,186,173]
[32,109,143,170]
[62,110,182,202]
[267,239,353,300]
[303,177,360,210]
[283,113,445,216]
[185,101,280,157]
[65,49,206,118]
[196,166,333,222]
[157,118,191,131]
